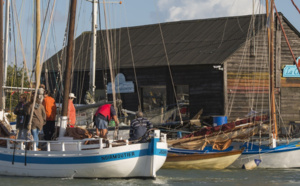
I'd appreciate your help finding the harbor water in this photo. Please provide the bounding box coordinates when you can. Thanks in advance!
[1,168,300,186]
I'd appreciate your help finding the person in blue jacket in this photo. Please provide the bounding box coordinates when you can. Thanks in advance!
[129,111,153,142]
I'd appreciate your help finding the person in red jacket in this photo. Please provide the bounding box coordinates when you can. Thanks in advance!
[94,104,119,138]
[68,93,76,128]
[42,90,57,140]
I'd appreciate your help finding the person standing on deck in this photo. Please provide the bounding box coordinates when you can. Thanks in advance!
[129,111,153,142]
[42,90,57,140]
[26,94,46,149]
[94,104,119,138]
[68,93,76,128]
[14,94,28,139]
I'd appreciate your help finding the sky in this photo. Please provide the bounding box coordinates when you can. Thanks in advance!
[6,0,300,71]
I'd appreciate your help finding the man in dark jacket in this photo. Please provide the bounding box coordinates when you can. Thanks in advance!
[14,94,27,139]
[129,111,152,142]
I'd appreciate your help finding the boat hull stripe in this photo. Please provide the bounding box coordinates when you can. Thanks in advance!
[0,148,168,164]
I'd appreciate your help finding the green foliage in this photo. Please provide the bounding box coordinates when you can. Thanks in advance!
[5,65,31,111]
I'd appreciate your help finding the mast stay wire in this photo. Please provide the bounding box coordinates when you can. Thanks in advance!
[28,0,56,131]
[121,2,142,110]
[11,0,31,84]
[102,0,117,112]
[152,0,183,125]
[98,0,109,102]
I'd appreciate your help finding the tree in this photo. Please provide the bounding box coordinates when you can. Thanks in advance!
[5,65,31,111]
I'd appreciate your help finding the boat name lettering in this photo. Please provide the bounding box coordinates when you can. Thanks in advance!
[158,149,167,155]
[101,152,135,160]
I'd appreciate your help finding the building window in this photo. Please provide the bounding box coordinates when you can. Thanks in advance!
[176,85,189,119]
[142,86,166,112]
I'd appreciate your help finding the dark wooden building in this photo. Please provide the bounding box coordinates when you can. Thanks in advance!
[43,13,300,129]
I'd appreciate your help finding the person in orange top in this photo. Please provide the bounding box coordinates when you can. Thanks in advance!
[42,90,57,140]
[68,93,76,128]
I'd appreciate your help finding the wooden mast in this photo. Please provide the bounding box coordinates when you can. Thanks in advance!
[0,0,3,112]
[59,0,77,137]
[269,0,278,145]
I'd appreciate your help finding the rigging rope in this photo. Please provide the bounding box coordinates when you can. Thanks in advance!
[98,2,108,102]
[102,0,117,113]
[157,25,183,125]
[291,0,300,14]
[152,1,183,124]
[122,3,141,109]
[11,0,31,84]
[28,0,56,131]
[274,4,298,68]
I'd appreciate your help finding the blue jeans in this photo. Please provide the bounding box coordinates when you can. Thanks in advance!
[95,115,108,129]
[31,128,40,148]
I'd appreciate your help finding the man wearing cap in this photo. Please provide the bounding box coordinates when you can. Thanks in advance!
[94,104,119,138]
[68,93,76,128]
[129,111,152,142]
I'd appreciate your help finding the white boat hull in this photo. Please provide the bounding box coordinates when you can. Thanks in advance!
[0,130,168,178]
[230,142,300,169]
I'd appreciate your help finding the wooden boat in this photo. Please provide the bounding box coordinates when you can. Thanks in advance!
[0,1,168,179]
[229,1,300,169]
[229,141,300,169]
[162,148,243,170]
[0,123,168,178]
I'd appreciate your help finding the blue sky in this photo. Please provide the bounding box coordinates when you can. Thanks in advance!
[6,0,300,70]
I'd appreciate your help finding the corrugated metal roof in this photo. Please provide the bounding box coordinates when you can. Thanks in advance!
[44,13,287,71]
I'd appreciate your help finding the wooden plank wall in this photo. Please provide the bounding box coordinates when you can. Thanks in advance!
[63,65,224,119]
[120,65,224,118]
[225,27,272,122]
[279,15,300,126]
[225,15,300,128]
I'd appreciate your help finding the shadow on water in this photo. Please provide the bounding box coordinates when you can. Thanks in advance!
[1,169,300,186]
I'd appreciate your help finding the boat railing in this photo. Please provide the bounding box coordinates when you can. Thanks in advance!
[0,130,167,153]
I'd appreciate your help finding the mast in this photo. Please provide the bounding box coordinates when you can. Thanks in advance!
[3,0,9,109]
[0,0,3,113]
[35,0,41,87]
[89,0,97,102]
[269,0,278,147]
[59,0,77,137]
